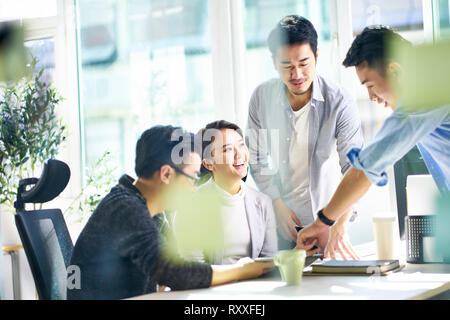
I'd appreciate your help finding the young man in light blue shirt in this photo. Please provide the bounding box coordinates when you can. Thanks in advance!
[247,15,364,256]
[297,26,450,256]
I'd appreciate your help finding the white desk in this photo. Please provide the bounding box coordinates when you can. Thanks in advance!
[130,242,450,300]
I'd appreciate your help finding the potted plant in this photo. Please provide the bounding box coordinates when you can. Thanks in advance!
[0,56,67,244]
[63,150,118,240]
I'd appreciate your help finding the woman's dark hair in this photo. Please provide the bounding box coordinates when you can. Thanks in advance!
[135,125,197,178]
[267,15,318,57]
[196,120,245,186]
[343,25,412,75]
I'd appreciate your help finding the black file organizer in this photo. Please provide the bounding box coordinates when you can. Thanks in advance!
[405,215,437,263]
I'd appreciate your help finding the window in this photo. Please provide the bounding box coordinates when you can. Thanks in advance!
[0,1,59,125]
[435,0,450,40]
[72,0,439,247]
[351,0,424,35]
[0,0,57,21]
[77,0,215,175]
[24,38,55,83]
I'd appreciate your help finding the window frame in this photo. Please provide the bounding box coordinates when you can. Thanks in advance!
[20,0,82,201]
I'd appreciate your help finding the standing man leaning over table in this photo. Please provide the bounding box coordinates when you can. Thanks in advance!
[296,26,450,255]
[247,15,363,257]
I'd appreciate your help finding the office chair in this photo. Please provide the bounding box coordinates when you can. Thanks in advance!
[13,159,73,300]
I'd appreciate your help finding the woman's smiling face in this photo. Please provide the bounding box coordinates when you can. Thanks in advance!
[204,128,249,182]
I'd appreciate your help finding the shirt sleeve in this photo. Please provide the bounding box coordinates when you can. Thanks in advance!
[335,89,365,174]
[153,213,212,290]
[112,197,161,278]
[347,106,449,186]
[154,254,213,291]
[114,199,212,291]
[153,225,213,290]
[246,87,282,200]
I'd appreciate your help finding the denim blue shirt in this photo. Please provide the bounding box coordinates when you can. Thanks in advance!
[347,104,450,195]
[247,75,364,225]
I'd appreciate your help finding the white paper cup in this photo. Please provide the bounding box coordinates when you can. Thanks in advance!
[372,216,397,260]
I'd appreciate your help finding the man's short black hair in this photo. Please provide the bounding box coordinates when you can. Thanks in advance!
[343,25,412,74]
[267,15,318,57]
[135,125,197,178]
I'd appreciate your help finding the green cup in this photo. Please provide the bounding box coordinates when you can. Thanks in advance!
[274,249,306,286]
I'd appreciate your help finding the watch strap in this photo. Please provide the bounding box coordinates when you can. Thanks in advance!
[317,209,335,226]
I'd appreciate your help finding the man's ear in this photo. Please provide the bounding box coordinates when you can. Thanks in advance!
[387,61,401,80]
[202,158,213,172]
[159,164,174,185]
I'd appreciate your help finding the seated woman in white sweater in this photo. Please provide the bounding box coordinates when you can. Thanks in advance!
[187,120,278,265]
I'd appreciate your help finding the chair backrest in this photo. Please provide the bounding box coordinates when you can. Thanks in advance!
[15,209,73,300]
[14,159,73,300]
[15,159,71,211]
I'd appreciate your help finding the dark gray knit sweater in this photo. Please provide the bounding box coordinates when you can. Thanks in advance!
[68,174,212,300]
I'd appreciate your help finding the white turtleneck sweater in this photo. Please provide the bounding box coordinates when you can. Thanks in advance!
[212,179,252,265]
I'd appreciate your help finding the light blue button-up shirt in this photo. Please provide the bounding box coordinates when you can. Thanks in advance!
[246,75,365,225]
[348,104,450,195]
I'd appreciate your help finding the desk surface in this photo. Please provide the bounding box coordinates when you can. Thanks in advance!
[130,242,450,301]
[130,263,450,300]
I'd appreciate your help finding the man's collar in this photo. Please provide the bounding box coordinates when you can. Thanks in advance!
[311,74,325,103]
[118,174,146,204]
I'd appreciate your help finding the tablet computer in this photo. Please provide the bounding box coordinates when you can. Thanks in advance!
[255,257,274,262]
[255,253,323,266]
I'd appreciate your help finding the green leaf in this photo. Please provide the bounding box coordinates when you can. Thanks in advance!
[0,55,66,206]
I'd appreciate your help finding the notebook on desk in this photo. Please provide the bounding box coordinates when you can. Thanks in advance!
[307,260,402,276]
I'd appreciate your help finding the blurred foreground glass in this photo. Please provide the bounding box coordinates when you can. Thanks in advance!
[391,40,450,112]
[0,22,27,82]
[76,0,215,175]
[168,186,223,260]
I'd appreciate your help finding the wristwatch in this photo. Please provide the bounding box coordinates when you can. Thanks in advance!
[317,209,335,227]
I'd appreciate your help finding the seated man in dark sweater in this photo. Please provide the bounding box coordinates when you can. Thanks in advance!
[68,125,274,300]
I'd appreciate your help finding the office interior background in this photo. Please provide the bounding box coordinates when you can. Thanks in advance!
[0,0,449,299]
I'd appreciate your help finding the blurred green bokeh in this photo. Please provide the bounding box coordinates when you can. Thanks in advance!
[0,22,27,82]
[391,40,450,113]
[164,186,224,259]
[435,195,450,263]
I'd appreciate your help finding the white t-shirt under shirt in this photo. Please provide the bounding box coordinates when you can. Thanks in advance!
[283,101,311,219]
[212,179,252,265]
